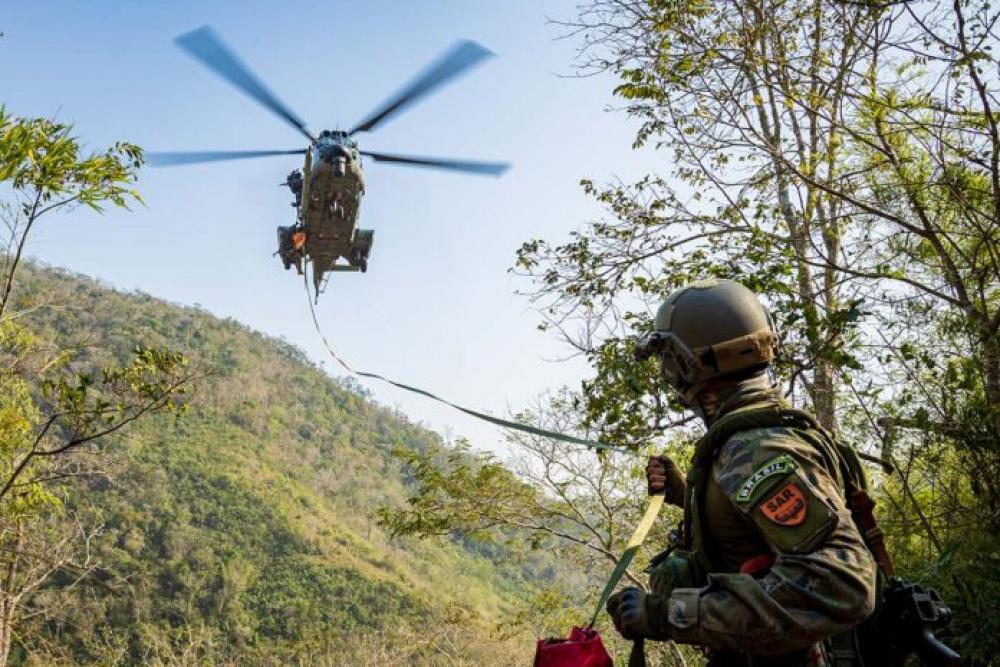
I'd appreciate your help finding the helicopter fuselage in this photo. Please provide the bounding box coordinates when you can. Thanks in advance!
[299,131,373,289]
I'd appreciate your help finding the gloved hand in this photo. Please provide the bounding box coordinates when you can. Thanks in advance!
[605,587,671,641]
[646,455,686,507]
[649,552,702,596]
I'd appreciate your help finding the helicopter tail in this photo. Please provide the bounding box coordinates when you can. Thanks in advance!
[309,257,345,302]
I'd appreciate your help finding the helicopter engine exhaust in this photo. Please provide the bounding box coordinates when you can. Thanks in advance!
[316,142,351,177]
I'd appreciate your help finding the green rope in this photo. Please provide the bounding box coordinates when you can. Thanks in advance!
[303,271,632,454]
[589,493,665,627]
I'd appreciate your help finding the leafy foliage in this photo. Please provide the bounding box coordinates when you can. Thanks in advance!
[0,109,144,321]
[0,108,142,209]
[377,393,703,665]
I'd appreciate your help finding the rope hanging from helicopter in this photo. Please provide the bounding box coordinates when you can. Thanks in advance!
[143,25,623,454]
[303,274,897,467]
[301,271,632,454]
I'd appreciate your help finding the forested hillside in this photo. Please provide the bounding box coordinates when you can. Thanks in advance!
[11,262,541,665]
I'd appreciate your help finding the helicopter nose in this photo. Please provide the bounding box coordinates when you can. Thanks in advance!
[320,144,351,162]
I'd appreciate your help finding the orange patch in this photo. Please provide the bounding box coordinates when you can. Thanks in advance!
[759,483,807,526]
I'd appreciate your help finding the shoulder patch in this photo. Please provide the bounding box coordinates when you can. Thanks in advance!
[735,454,796,504]
[748,469,840,553]
[759,483,806,526]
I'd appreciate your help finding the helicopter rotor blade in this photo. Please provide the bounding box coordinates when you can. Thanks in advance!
[349,40,494,136]
[148,149,307,167]
[360,151,509,176]
[176,26,315,142]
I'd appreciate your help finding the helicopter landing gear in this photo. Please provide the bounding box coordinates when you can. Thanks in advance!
[349,248,369,273]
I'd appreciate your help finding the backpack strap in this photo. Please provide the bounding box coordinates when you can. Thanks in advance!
[846,483,894,577]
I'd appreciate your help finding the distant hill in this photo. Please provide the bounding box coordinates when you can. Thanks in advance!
[13,263,541,666]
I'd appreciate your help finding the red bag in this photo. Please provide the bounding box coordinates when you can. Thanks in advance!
[534,497,664,667]
[533,626,613,667]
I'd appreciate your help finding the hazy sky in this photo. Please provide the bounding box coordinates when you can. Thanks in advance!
[2,1,661,453]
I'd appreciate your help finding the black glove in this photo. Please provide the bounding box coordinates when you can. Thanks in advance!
[606,587,671,640]
[646,455,686,507]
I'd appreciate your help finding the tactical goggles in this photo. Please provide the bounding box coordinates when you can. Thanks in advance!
[634,330,701,384]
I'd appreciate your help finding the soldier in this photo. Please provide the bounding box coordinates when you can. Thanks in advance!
[275,225,305,275]
[284,169,304,208]
[605,279,878,666]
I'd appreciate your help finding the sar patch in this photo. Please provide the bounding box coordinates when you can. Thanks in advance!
[759,483,807,526]
[735,455,797,504]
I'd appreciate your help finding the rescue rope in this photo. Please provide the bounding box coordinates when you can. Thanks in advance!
[589,493,665,627]
[302,271,632,454]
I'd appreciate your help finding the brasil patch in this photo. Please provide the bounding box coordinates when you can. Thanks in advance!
[735,455,796,504]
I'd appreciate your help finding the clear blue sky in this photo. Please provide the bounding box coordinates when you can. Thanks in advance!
[2,1,661,452]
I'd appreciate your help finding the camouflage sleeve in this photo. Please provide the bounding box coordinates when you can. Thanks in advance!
[667,428,878,655]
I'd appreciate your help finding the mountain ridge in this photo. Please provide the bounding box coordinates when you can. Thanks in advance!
[13,261,538,665]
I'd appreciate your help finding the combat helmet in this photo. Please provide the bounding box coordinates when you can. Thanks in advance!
[635,279,777,404]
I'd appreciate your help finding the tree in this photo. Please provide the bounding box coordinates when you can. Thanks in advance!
[0,107,143,320]
[508,0,1000,659]
[0,110,193,666]
[519,0,999,446]
[520,0,888,435]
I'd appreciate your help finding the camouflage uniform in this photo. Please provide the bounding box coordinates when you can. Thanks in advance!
[660,389,878,665]
[610,280,878,665]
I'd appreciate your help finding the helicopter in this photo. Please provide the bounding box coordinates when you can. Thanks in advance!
[149,26,509,300]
